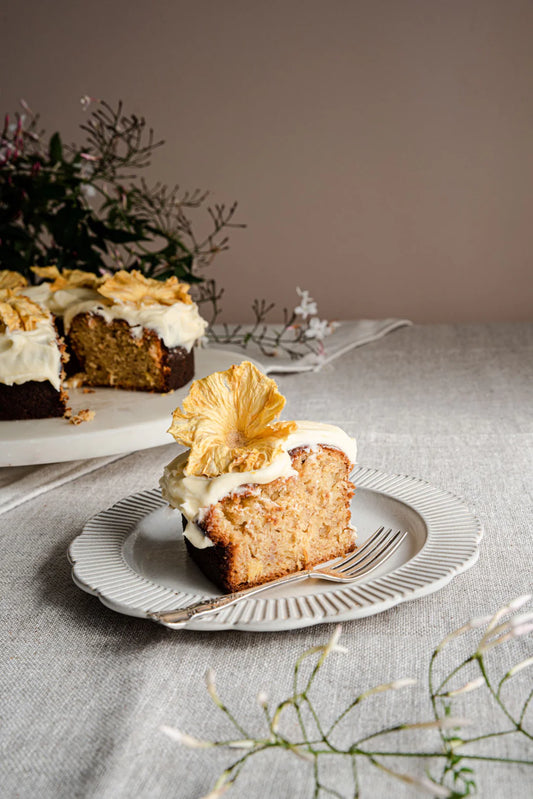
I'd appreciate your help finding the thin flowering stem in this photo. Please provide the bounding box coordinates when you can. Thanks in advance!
[205,669,250,739]
[291,630,343,742]
[483,611,533,643]
[350,753,360,799]
[475,654,533,739]
[366,754,451,797]
[478,623,533,655]
[434,614,494,653]
[458,728,521,747]
[352,718,470,749]
[432,652,478,697]
[307,747,532,765]
[519,688,533,727]
[327,679,417,739]
[162,599,533,799]
[428,647,467,759]
[160,726,215,749]
[498,656,533,696]
[302,695,331,747]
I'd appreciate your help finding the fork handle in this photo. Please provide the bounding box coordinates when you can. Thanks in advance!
[150,570,313,627]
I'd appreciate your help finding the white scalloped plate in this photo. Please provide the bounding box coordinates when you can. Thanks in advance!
[68,466,483,631]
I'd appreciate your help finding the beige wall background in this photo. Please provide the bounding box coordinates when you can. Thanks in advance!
[1,0,532,322]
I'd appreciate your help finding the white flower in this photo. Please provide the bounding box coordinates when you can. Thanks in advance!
[81,184,96,199]
[375,761,452,797]
[436,613,494,652]
[359,678,417,701]
[205,668,220,706]
[80,95,94,111]
[294,287,317,319]
[227,740,256,750]
[479,622,533,653]
[320,624,347,660]
[199,787,230,799]
[79,160,95,179]
[160,725,214,749]
[405,717,471,731]
[439,677,485,697]
[7,115,25,135]
[507,655,533,678]
[304,317,331,340]
[0,145,13,163]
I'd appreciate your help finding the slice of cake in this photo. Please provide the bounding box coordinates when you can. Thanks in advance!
[27,267,208,392]
[160,361,357,592]
[0,288,68,420]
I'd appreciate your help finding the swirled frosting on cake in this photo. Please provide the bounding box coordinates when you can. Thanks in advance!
[160,420,357,548]
[0,292,62,389]
[62,298,207,350]
[25,268,208,351]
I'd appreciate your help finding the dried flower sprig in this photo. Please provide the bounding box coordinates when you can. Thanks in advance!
[207,287,337,361]
[162,597,533,798]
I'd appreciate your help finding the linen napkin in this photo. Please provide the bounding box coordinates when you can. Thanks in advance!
[0,454,128,515]
[0,319,411,514]
[215,318,412,373]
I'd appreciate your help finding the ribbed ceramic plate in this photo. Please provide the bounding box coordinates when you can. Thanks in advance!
[68,467,483,631]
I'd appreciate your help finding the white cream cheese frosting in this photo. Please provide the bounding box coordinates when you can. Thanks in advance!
[23,284,208,351]
[62,298,207,351]
[160,420,357,548]
[0,318,62,390]
[22,284,101,317]
[161,448,298,522]
[284,421,357,463]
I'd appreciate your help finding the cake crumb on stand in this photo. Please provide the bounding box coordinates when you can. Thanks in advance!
[65,408,96,425]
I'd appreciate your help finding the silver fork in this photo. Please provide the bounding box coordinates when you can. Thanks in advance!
[149,526,408,628]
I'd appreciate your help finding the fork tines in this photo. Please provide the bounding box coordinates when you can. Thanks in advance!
[318,527,407,578]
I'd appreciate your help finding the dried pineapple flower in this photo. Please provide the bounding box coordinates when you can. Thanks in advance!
[31,265,103,291]
[98,269,192,307]
[0,290,50,333]
[168,361,297,477]
[0,270,28,291]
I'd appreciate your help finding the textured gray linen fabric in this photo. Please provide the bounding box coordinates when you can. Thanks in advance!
[0,323,532,799]
[0,454,127,515]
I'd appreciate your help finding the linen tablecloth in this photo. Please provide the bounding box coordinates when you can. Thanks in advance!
[1,323,532,798]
